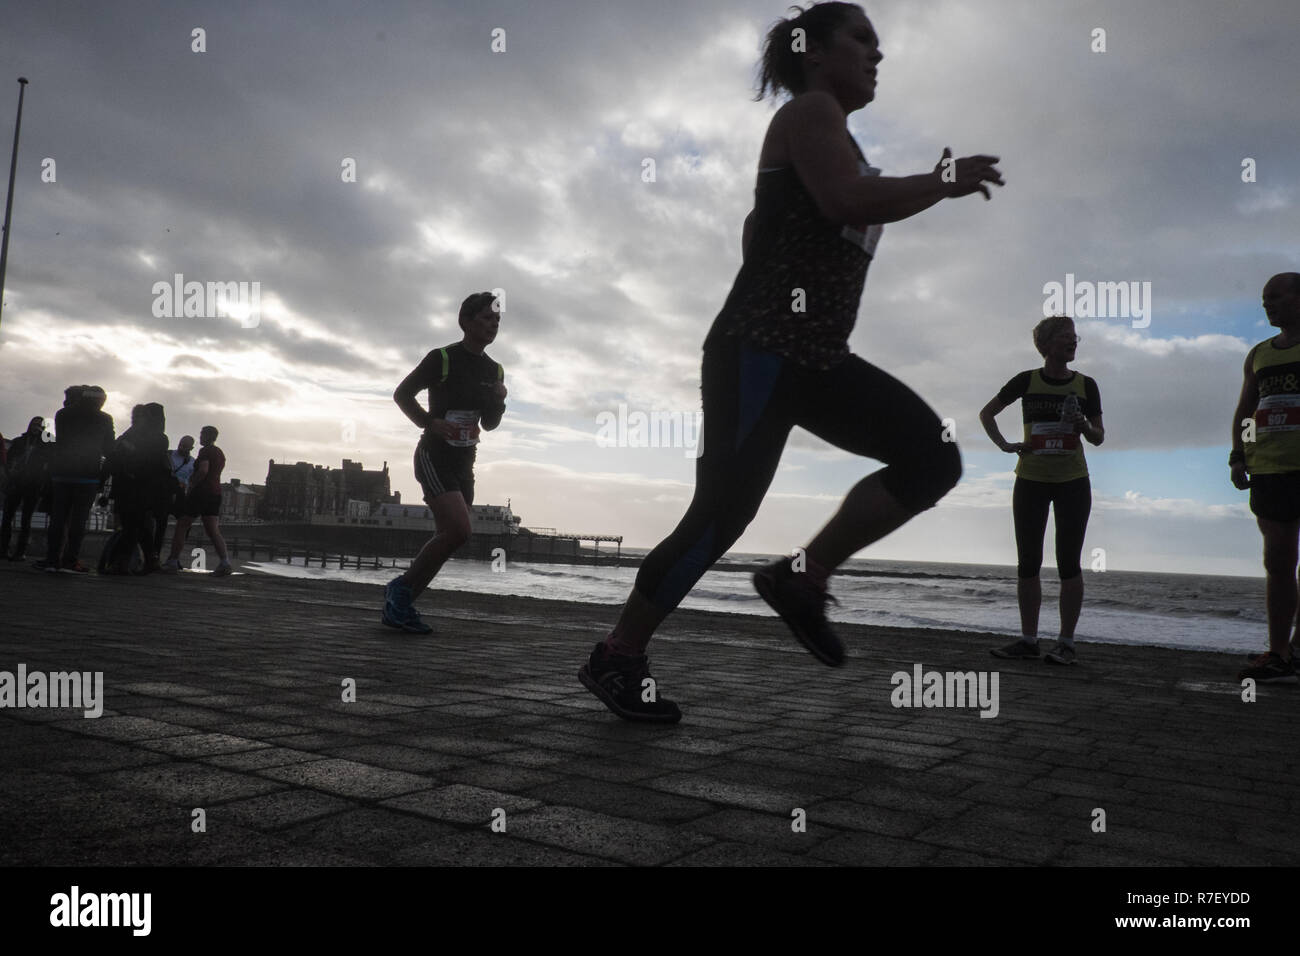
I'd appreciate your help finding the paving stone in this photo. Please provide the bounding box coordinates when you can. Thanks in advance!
[502,805,714,865]
[4,563,1297,867]
[381,784,541,824]
[524,778,715,824]
[257,759,434,800]
[94,763,286,805]
[667,842,834,867]
[391,832,619,866]
[278,807,462,863]
[214,790,357,830]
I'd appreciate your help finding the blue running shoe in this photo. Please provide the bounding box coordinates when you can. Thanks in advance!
[402,605,434,635]
[382,578,433,634]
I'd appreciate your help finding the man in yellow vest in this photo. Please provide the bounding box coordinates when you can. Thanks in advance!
[384,292,507,633]
[1234,272,1300,683]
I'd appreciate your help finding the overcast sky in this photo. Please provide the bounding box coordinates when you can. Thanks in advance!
[1,0,1296,575]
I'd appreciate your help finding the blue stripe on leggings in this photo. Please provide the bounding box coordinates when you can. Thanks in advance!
[736,345,783,450]
[651,523,716,610]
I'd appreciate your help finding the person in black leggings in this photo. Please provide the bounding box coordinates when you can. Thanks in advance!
[578,1,1003,722]
[979,316,1105,664]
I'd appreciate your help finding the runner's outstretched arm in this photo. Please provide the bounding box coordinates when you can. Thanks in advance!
[788,92,1002,225]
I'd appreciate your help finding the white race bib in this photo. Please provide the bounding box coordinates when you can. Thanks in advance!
[1257,394,1300,433]
[444,409,481,447]
[1029,421,1079,455]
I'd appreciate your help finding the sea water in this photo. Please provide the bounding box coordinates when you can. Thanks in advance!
[244,552,1267,655]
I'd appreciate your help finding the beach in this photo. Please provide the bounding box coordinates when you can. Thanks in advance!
[1,557,1295,867]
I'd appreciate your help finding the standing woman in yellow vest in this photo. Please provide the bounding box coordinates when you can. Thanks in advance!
[1232,272,1300,684]
[979,315,1104,664]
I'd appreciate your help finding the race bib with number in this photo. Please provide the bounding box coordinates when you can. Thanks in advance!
[444,409,481,447]
[1256,394,1300,433]
[1029,421,1080,454]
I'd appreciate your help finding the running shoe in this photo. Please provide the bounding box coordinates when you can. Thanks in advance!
[1243,640,1300,662]
[159,559,181,574]
[382,578,433,634]
[60,560,90,574]
[578,641,682,723]
[991,638,1040,659]
[402,605,434,634]
[211,561,233,577]
[752,557,844,666]
[32,558,56,572]
[1237,652,1298,684]
[1044,642,1077,665]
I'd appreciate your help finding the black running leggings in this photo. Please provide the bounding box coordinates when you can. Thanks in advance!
[1012,475,1091,579]
[636,338,962,611]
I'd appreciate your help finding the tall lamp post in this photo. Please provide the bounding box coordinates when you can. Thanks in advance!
[0,76,30,331]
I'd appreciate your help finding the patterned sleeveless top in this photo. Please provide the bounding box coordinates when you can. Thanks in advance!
[705,137,882,370]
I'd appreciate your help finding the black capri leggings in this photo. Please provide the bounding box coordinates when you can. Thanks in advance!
[1012,475,1091,579]
[636,338,962,611]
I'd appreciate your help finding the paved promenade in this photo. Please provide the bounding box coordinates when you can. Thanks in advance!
[1,559,1295,867]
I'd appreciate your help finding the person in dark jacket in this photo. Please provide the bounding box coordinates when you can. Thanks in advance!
[2,416,51,561]
[38,385,115,573]
[105,403,169,574]
[152,434,195,563]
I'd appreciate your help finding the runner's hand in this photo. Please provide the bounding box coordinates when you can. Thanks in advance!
[936,147,1004,200]
[1230,462,1251,490]
[428,418,459,441]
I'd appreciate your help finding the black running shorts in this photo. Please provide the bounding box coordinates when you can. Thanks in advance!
[414,440,475,506]
[181,490,222,518]
[1250,472,1300,523]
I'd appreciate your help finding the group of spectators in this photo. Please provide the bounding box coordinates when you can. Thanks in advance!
[0,384,232,576]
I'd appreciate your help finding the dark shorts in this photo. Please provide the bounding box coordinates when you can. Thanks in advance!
[414,440,475,506]
[1250,472,1300,523]
[164,485,188,518]
[181,490,222,518]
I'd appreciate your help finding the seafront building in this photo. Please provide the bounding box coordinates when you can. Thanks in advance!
[260,458,398,520]
[309,501,522,535]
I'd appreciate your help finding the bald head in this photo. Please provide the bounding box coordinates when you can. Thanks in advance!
[1263,273,1300,329]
